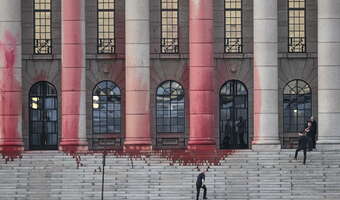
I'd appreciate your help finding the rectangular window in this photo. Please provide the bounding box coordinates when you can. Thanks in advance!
[288,0,306,53]
[34,0,52,54]
[97,0,115,54]
[225,0,242,53]
[161,0,179,54]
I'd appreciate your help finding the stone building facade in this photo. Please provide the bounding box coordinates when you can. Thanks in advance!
[1,0,337,152]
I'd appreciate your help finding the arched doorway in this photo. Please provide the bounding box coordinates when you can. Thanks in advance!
[220,80,248,149]
[155,80,185,147]
[29,81,58,150]
[283,79,312,148]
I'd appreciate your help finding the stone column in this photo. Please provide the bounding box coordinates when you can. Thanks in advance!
[0,0,23,151]
[124,0,152,150]
[317,0,340,149]
[252,0,280,149]
[60,0,88,151]
[188,0,216,149]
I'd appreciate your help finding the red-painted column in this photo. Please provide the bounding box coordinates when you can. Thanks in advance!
[0,0,23,151]
[60,0,88,151]
[124,0,152,150]
[188,0,216,149]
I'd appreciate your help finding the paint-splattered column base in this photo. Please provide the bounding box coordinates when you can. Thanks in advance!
[59,140,88,153]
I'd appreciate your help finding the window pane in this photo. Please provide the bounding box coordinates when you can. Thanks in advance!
[288,0,306,52]
[92,81,121,134]
[283,80,311,132]
[225,0,242,53]
[156,81,185,133]
[98,0,115,54]
[34,0,52,54]
[161,0,179,53]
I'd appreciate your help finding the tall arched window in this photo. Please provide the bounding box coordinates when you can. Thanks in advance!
[220,80,248,149]
[92,81,121,134]
[283,79,311,132]
[29,81,58,150]
[156,80,184,133]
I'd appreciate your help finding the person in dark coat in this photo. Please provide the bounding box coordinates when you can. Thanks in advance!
[304,120,315,151]
[223,120,232,148]
[237,116,246,146]
[196,169,208,200]
[294,128,309,164]
[309,116,317,149]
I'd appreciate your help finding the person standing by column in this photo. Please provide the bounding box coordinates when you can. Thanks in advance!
[309,116,317,149]
[237,116,246,147]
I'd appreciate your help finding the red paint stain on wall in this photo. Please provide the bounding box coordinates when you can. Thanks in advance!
[60,0,85,151]
[0,30,23,158]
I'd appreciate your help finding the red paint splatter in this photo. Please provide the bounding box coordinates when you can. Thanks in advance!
[188,0,215,146]
[0,30,23,159]
[60,0,84,150]
[62,148,234,169]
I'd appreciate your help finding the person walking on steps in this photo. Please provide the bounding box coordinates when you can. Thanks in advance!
[294,127,309,165]
[196,168,208,200]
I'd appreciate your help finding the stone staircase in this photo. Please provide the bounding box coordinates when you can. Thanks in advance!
[1,150,340,200]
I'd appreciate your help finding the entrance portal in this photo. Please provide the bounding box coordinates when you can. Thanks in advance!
[219,80,248,149]
[29,81,58,150]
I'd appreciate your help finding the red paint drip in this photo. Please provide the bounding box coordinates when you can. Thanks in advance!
[62,148,234,168]
[0,30,22,156]
[2,31,16,69]
[0,147,23,164]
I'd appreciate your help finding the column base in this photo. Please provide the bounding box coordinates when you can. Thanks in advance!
[59,139,88,153]
[123,144,152,152]
[187,144,216,151]
[0,140,24,151]
[316,140,340,150]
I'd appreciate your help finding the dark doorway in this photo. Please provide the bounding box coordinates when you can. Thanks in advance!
[220,80,248,149]
[29,81,58,150]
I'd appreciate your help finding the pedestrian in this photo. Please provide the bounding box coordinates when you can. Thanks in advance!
[309,116,317,149]
[294,128,309,165]
[237,116,245,146]
[305,120,314,151]
[196,168,208,200]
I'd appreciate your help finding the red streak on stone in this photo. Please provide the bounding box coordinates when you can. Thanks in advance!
[60,0,84,151]
[3,31,16,69]
[188,0,215,147]
[64,148,234,168]
[0,31,23,161]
